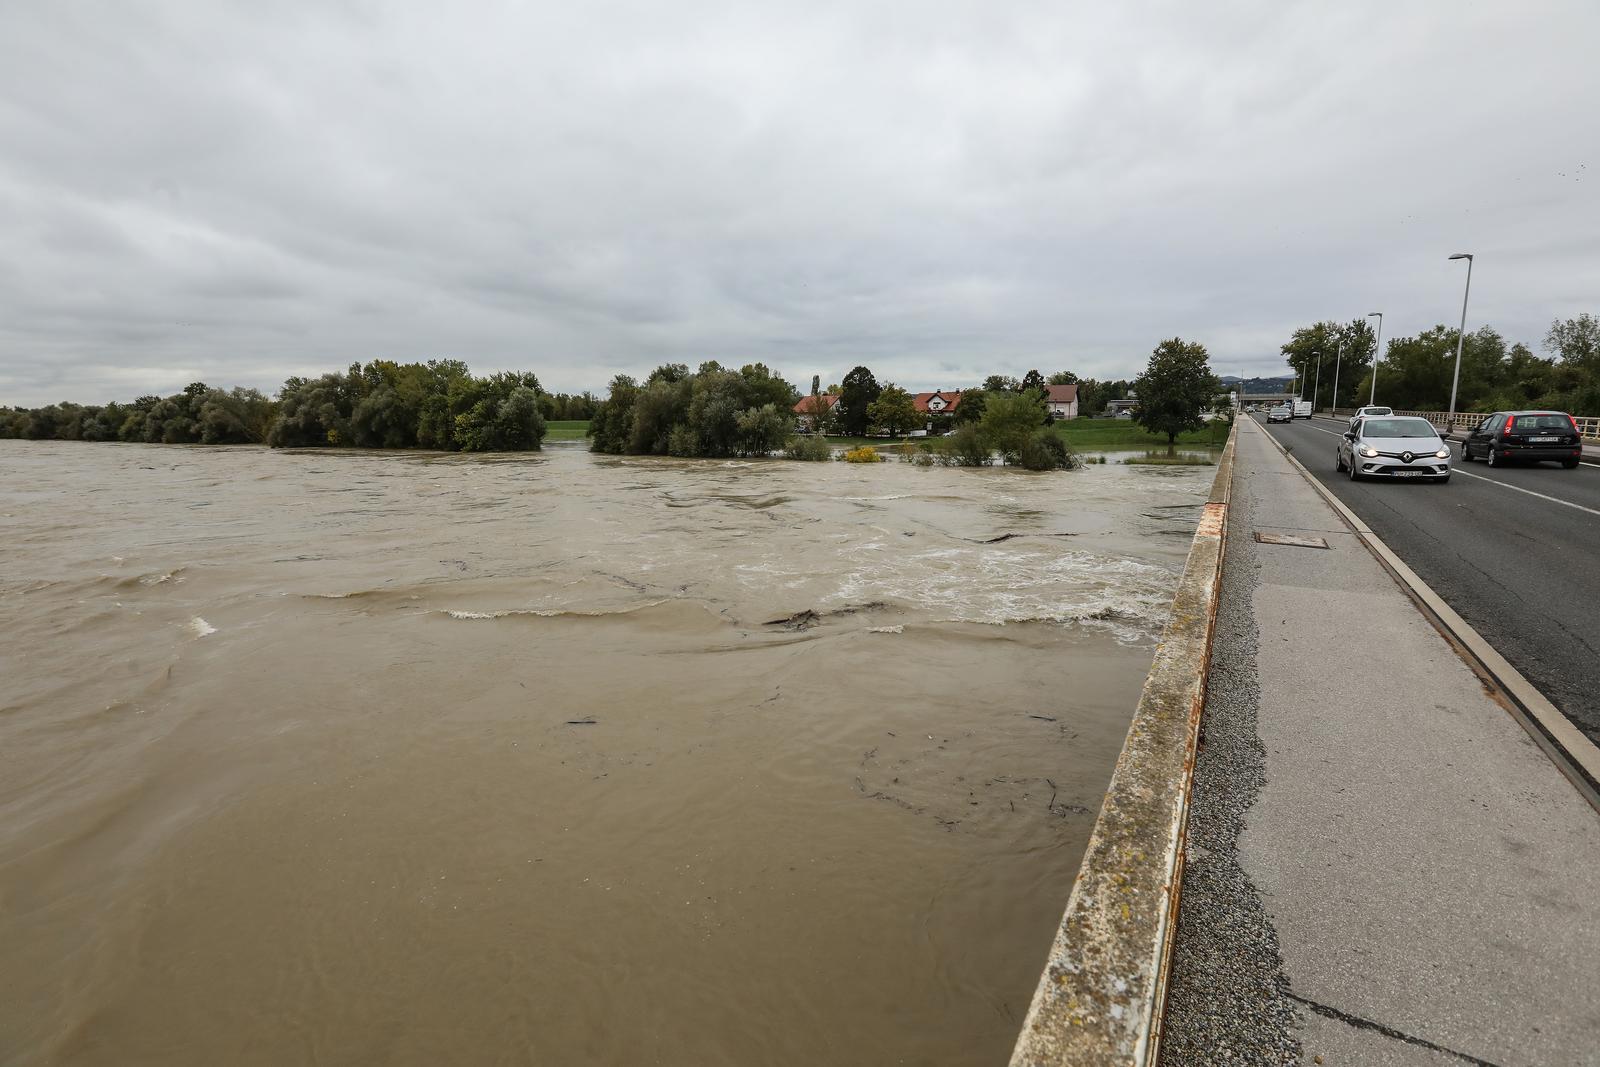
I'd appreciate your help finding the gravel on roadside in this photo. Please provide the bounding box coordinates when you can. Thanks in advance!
[1158,478,1302,1066]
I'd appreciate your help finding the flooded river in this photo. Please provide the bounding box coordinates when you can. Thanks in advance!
[0,440,1209,1066]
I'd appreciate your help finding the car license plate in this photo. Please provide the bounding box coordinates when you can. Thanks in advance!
[1530,436,1559,443]
[1393,470,1424,477]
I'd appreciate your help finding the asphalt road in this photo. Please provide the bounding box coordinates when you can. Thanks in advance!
[1256,413,1600,747]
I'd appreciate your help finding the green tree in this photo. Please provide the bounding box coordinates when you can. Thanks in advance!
[589,375,640,454]
[839,366,881,437]
[1355,325,1507,412]
[684,368,745,456]
[943,424,992,465]
[979,389,1049,462]
[1020,369,1046,392]
[199,387,274,444]
[1134,338,1220,443]
[734,404,790,456]
[1282,319,1376,410]
[454,375,547,452]
[867,384,920,437]
[1047,370,1079,386]
[269,374,357,447]
[1545,313,1600,373]
[982,374,1020,393]
[952,388,987,425]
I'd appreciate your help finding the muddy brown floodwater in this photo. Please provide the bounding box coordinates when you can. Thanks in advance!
[0,440,1211,1066]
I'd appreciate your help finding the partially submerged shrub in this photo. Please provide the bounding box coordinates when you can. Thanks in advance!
[1017,428,1075,470]
[841,445,884,463]
[942,425,992,466]
[893,440,938,464]
[784,435,833,461]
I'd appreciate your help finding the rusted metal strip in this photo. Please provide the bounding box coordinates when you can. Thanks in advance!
[1010,421,1236,1067]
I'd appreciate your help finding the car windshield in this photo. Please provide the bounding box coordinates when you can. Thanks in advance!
[1362,418,1438,439]
[1513,414,1572,431]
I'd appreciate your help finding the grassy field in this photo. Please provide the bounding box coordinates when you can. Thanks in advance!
[545,420,590,441]
[1051,417,1230,449]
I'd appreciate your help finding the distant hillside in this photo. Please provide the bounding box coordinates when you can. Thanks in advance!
[1223,375,1296,393]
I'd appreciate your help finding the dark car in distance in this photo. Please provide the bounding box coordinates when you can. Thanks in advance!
[1460,411,1584,468]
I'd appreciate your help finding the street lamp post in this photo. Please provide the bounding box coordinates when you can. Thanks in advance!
[1367,312,1383,405]
[1312,349,1323,413]
[1330,338,1345,417]
[1446,253,1474,437]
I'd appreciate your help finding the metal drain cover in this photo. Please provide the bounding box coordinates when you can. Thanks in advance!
[1253,531,1330,549]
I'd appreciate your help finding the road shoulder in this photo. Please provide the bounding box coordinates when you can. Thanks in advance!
[1162,417,1600,1067]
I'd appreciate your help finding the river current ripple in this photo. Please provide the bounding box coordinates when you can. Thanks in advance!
[0,440,1209,1066]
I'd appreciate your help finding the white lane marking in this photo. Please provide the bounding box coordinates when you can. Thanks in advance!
[1450,468,1600,517]
[1278,421,1600,518]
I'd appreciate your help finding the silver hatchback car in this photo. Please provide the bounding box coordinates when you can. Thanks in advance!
[1336,416,1451,483]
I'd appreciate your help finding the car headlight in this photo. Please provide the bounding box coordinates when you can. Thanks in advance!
[1434,448,1450,459]
[1358,446,1378,457]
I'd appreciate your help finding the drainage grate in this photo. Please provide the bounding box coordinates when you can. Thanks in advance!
[1253,531,1330,549]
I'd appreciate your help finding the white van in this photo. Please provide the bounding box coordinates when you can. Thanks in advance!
[1293,400,1313,419]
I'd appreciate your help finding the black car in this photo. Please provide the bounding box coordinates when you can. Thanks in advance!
[1460,411,1584,468]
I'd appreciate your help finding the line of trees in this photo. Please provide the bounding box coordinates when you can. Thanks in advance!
[0,360,602,451]
[587,361,799,457]
[1283,313,1599,414]
[0,382,278,445]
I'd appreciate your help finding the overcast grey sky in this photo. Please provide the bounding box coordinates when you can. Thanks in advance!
[2,0,1596,405]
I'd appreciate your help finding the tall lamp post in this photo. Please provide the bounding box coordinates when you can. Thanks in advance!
[1330,337,1346,417]
[1367,312,1383,405]
[1446,253,1474,437]
[1311,349,1323,413]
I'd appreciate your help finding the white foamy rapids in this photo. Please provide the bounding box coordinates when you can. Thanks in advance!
[831,544,1177,643]
[186,617,217,637]
[440,601,669,621]
[867,625,904,634]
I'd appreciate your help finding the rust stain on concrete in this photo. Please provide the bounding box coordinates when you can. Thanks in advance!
[1009,422,1236,1067]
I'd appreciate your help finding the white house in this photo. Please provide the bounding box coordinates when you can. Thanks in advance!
[913,390,962,416]
[792,393,841,430]
[1043,383,1078,420]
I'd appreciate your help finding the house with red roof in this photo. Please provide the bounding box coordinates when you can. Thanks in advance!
[912,390,962,416]
[792,393,841,430]
[1043,383,1078,420]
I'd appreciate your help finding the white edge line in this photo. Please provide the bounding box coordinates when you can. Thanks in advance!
[1243,418,1600,792]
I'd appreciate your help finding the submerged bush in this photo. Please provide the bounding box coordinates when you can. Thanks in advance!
[942,425,993,466]
[784,435,833,461]
[589,361,800,458]
[841,445,884,463]
[1017,429,1074,470]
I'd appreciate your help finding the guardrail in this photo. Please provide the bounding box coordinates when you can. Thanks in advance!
[1009,423,1236,1067]
[1323,408,1598,442]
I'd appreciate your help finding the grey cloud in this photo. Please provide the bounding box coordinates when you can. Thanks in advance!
[2,0,1598,406]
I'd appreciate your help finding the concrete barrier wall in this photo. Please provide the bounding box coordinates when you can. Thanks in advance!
[1009,422,1236,1067]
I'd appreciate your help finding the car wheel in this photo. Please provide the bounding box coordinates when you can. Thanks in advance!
[1460,443,1475,462]
[1487,448,1501,468]
[1563,458,1581,469]
[1347,457,1361,481]
[1335,449,1345,472]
